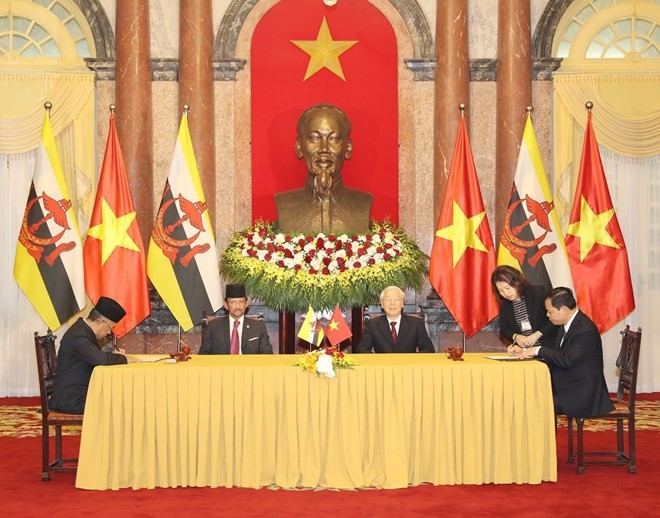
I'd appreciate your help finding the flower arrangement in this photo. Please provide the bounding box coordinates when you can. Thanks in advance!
[220,220,428,312]
[295,346,357,378]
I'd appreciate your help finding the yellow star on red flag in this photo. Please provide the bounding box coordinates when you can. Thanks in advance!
[87,198,140,265]
[291,17,358,81]
[435,200,489,267]
[566,196,618,261]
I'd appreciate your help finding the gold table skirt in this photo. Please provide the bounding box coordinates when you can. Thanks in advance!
[75,353,557,490]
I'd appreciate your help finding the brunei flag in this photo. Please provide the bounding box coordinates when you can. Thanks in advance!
[497,113,573,292]
[147,112,222,331]
[84,110,151,338]
[14,107,86,330]
[298,306,325,347]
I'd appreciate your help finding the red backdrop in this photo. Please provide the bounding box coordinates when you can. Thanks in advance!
[250,0,399,226]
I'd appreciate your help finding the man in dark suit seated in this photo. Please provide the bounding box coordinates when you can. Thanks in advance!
[50,296,138,414]
[199,283,273,355]
[354,286,435,353]
[512,287,615,418]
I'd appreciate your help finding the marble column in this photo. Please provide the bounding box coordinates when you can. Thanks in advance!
[495,0,532,239]
[115,0,153,244]
[433,0,470,225]
[179,0,216,223]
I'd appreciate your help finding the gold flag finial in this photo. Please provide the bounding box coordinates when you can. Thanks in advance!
[585,101,593,112]
[183,104,190,117]
[109,104,116,114]
[44,102,52,113]
[459,103,466,116]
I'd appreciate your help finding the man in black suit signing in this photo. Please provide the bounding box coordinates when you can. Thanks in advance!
[513,287,614,418]
[199,284,273,355]
[355,286,435,353]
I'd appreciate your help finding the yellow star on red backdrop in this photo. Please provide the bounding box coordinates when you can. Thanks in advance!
[291,17,358,81]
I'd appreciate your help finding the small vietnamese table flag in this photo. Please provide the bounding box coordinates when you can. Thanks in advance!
[83,106,151,338]
[298,306,325,347]
[429,106,498,338]
[565,102,635,333]
[325,305,352,347]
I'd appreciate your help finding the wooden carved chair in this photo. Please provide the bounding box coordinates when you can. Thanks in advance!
[34,330,83,481]
[567,325,642,474]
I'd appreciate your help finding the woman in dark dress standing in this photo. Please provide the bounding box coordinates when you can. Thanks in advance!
[491,265,558,348]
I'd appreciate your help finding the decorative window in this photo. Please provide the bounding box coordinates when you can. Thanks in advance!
[0,0,95,61]
[553,0,660,61]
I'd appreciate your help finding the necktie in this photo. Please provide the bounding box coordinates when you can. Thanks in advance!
[231,320,240,355]
[390,321,398,344]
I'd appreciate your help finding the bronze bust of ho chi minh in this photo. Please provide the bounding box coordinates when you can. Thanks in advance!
[274,104,372,235]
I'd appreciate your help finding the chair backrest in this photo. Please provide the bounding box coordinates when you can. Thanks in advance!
[34,330,57,413]
[615,325,642,410]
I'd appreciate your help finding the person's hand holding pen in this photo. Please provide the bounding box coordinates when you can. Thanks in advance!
[511,331,542,348]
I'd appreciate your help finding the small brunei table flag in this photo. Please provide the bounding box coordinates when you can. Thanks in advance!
[298,306,325,347]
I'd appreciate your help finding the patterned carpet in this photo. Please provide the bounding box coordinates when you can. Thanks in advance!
[1,399,659,438]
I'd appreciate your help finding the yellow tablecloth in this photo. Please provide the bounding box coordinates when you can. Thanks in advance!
[75,353,557,490]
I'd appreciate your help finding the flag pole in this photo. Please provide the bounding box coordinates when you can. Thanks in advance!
[178,324,182,353]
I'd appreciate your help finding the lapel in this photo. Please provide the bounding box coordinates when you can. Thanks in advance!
[377,317,397,348]
[560,311,581,349]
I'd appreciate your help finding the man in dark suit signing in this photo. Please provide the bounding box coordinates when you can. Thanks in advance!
[513,287,614,418]
[355,286,435,353]
[199,284,273,355]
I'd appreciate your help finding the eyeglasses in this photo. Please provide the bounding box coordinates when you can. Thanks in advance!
[382,298,402,303]
[100,319,114,334]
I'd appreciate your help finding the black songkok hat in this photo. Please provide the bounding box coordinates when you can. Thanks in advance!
[225,284,247,299]
[95,296,126,323]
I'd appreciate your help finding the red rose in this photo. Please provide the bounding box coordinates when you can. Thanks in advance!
[321,267,330,275]
[284,249,293,258]
[309,268,317,274]
[368,258,375,265]
[323,257,331,266]
[284,235,292,242]
[298,238,306,247]
[353,261,361,268]
[294,264,302,271]
[327,234,336,242]
[264,253,272,261]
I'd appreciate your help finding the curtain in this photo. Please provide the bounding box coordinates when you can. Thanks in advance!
[598,151,660,393]
[552,71,660,392]
[0,71,94,396]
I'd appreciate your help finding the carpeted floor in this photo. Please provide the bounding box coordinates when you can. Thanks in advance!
[2,395,659,517]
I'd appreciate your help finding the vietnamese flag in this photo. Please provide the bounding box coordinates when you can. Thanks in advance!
[429,115,498,338]
[325,305,352,347]
[565,108,635,333]
[83,111,150,337]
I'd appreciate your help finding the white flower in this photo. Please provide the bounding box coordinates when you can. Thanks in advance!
[315,354,336,378]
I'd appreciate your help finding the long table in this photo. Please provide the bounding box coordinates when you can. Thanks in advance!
[75,353,557,490]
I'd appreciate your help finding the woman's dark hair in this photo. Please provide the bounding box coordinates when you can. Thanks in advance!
[490,265,530,301]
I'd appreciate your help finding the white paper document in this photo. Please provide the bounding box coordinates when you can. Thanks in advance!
[133,354,170,363]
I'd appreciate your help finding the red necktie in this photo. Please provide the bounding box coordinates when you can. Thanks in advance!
[231,320,240,355]
[390,321,398,344]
